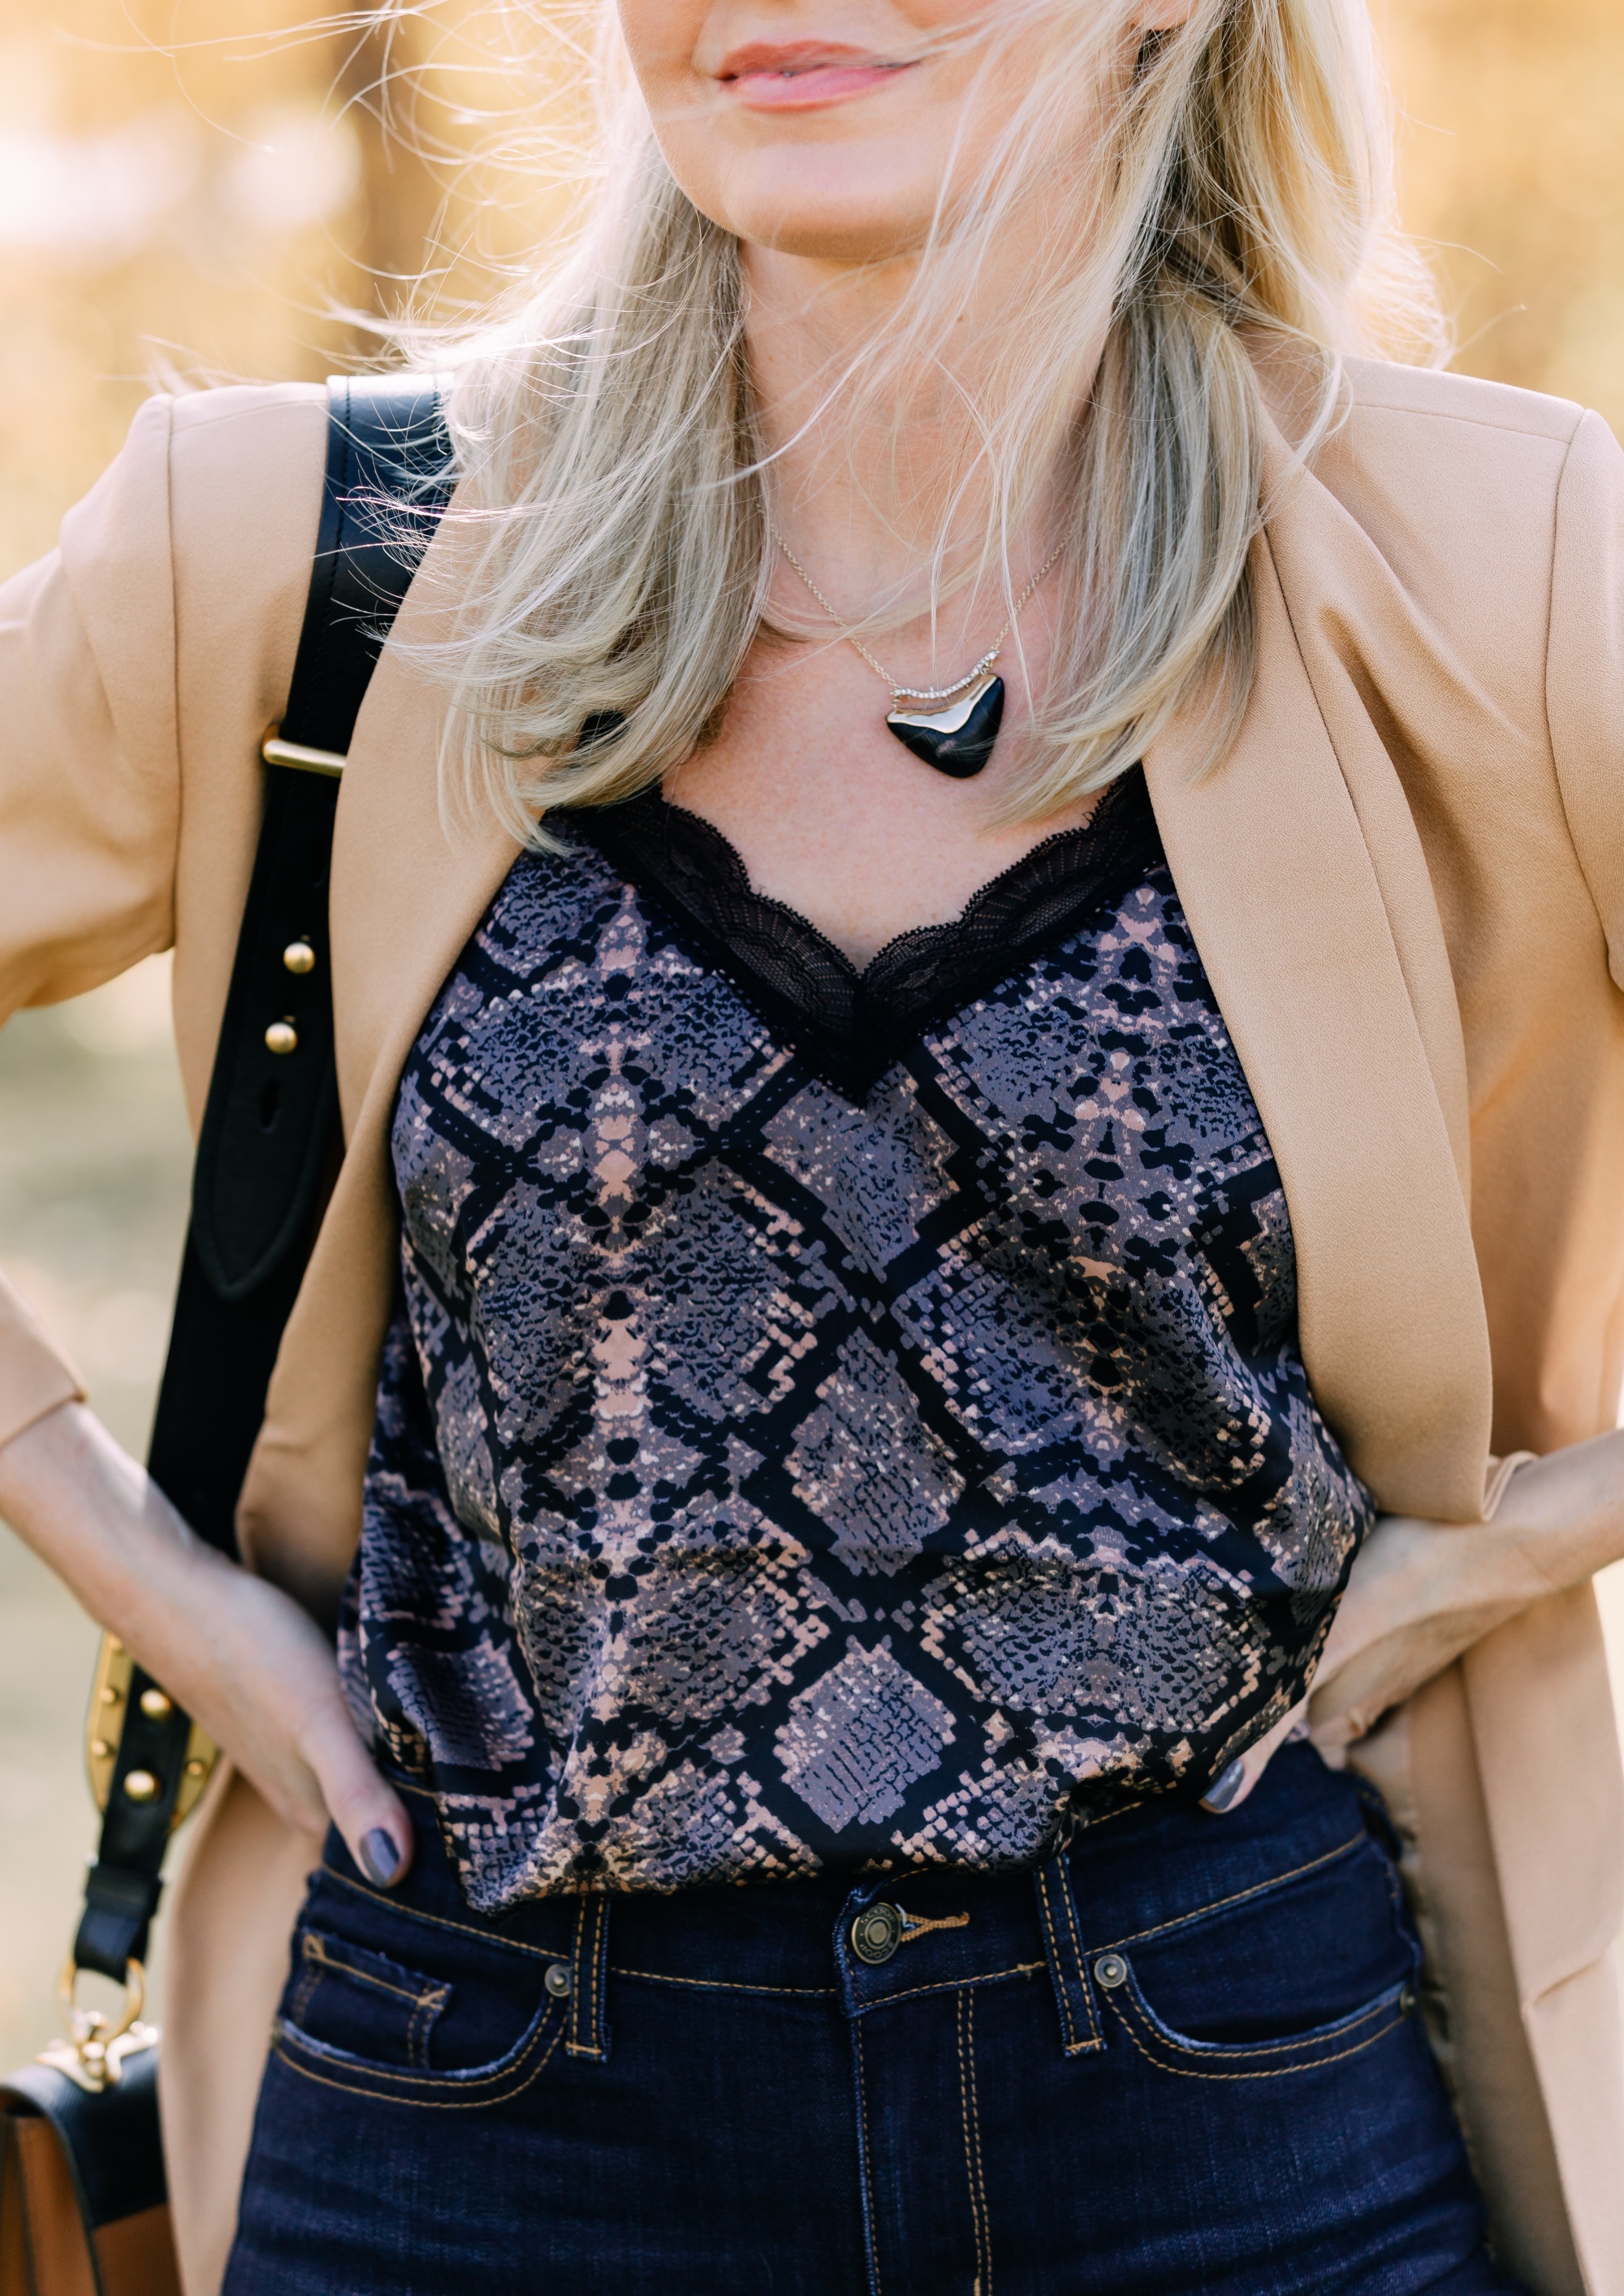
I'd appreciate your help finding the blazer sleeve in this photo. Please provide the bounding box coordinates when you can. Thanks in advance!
[1547,408,1624,984]
[0,394,183,1446]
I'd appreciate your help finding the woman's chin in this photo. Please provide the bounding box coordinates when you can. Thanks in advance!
[744,218,927,265]
[713,171,935,266]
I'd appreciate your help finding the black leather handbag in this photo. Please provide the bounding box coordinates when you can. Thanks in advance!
[0,375,450,2296]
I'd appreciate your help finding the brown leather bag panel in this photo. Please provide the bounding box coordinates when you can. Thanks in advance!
[1,2114,97,2296]
[96,2203,181,2296]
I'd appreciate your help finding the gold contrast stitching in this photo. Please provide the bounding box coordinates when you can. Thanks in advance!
[287,1962,321,2026]
[406,1986,450,2069]
[276,2008,556,2095]
[1053,1866,1100,2052]
[958,1991,991,2295]
[1133,1997,1393,2060]
[300,1934,434,2007]
[1094,1835,1365,1955]
[274,2018,563,2110]
[1112,1965,1401,2062]
[853,1963,1045,2013]
[589,1896,606,2055]
[853,2018,883,2296]
[574,1892,592,2056]
[317,1866,565,1961]
[568,1892,608,2060]
[274,2000,563,2102]
[614,1966,838,1998]
[1033,1867,1079,2052]
[897,1910,970,1945]
[1105,1994,1403,2082]
[569,1889,590,2056]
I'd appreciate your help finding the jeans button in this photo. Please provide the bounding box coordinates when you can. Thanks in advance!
[851,1904,903,1965]
[544,1961,572,2000]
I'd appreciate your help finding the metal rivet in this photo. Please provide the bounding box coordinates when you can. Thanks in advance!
[282,940,316,975]
[1400,1985,1416,2017]
[139,1688,173,1722]
[264,1019,298,1056]
[123,1770,160,1805]
[184,1758,208,1778]
[544,1962,572,2000]
[89,1739,110,1760]
[850,1904,903,1966]
[1093,1952,1129,1990]
[100,1685,121,1706]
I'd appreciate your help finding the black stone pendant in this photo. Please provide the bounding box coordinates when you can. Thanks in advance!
[886,673,1004,779]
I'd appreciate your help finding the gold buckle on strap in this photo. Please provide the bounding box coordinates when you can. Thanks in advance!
[39,1959,157,2095]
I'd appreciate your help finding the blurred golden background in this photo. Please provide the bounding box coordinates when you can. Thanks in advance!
[2,0,1622,2067]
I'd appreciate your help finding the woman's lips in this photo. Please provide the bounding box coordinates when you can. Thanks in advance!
[715,41,915,111]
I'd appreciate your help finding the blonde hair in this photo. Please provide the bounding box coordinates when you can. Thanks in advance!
[419,0,1441,842]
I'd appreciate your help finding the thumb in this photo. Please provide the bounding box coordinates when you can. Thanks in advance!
[1200,1700,1306,1816]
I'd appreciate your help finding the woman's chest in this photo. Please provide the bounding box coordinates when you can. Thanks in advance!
[390,802,1300,1467]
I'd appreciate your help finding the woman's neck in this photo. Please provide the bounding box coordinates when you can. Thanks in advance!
[741,231,1082,655]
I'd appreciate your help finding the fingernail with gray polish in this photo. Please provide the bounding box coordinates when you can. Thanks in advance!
[359,1827,402,1887]
[1202,1758,1246,1814]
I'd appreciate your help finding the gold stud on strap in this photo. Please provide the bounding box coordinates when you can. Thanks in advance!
[283,940,316,975]
[265,1019,298,1056]
[84,1631,218,1826]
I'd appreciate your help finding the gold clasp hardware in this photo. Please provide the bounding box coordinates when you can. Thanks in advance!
[41,1959,157,2095]
[85,1633,218,1827]
[261,722,347,777]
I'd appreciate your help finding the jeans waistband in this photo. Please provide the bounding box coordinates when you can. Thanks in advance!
[331,1744,1377,2067]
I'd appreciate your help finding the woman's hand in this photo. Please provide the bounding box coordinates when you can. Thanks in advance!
[1308,1429,1624,1752]
[1203,1429,1624,1814]
[0,1399,412,1887]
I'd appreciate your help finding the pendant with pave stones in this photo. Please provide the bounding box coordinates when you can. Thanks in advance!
[769,526,1062,783]
[885,659,1005,780]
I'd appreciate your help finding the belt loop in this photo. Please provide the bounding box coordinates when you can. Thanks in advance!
[567,1888,611,2060]
[1032,1853,1101,2058]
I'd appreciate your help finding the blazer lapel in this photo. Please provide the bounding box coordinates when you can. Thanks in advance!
[1146,497,1492,1521]
[328,514,521,1135]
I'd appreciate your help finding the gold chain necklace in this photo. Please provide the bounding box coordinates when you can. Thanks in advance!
[768,525,1064,780]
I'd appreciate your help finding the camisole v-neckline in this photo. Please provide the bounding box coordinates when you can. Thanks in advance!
[573,764,1164,1100]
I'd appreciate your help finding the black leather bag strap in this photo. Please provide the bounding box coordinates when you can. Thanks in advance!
[72,376,451,1983]
[155,374,451,1547]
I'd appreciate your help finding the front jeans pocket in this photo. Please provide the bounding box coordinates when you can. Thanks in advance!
[285,1930,451,2070]
[271,1883,568,2110]
[1093,1953,1415,2081]
[1085,1824,1422,2084]
[274,1981,566,2109]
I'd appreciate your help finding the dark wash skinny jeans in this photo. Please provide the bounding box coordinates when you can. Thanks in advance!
[226,1744,1520,2296]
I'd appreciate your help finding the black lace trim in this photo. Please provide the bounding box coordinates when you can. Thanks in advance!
[574,765,1164,1100]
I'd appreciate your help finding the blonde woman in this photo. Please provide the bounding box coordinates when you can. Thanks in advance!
[2,0,1623,2289]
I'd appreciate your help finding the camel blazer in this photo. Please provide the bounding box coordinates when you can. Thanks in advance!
[3,359,1624,2295]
